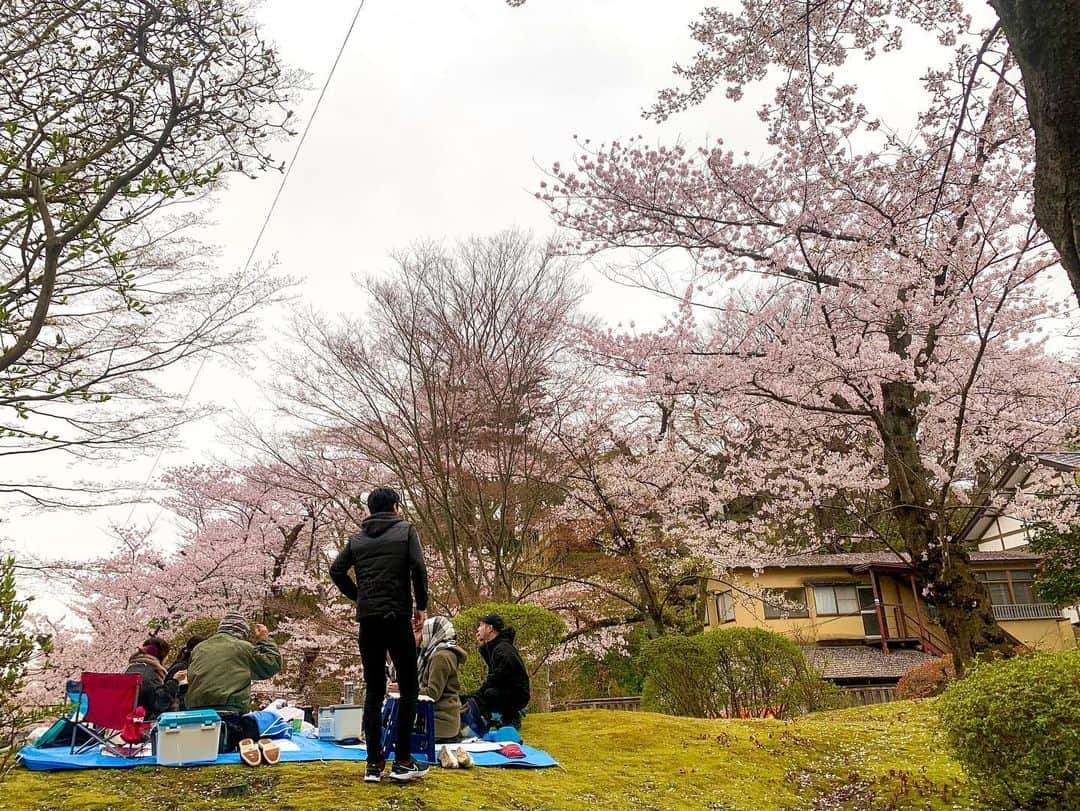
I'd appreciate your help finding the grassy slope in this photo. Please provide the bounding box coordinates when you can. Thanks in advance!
[0,701,981,811]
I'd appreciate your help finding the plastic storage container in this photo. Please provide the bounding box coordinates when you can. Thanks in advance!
[317,704,364,742]
[153,709,222,765]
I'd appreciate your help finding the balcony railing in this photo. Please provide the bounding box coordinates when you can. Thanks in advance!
[991,603,1063,621]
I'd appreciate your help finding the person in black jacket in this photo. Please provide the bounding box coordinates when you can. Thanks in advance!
[463,614,530,730]
[124,637,179,720]
[329,487,429,784]
[165,635,205,709]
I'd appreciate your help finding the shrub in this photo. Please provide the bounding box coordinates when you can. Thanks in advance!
[938,649,1080,811]
[896,655,955,699]
[166,617,221,665]
[451,603,565,701]
[640,627,834,719]
[1,556,48,779]
[640,633,723,717]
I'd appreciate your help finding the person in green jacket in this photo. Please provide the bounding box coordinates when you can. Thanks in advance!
[184,612,282,751]
[417,616,467,742]
[389,615,467,741]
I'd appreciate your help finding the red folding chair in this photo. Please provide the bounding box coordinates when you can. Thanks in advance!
[69,672,145,756]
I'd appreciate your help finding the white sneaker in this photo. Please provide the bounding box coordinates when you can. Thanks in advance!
[438,745,459,769]
[454,746,474,768]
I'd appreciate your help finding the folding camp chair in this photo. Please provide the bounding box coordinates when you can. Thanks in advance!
[65,679,88,720]
[69,672,146,756]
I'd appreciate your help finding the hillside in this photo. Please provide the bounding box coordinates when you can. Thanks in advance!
[1,701,980,811]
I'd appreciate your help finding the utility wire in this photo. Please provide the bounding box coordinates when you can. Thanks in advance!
[124,1,367,529]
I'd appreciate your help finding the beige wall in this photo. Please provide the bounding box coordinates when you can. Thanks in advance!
[705,566,1075,653]
[975,514,1032,551]
[706,568,881,644]
[1000,618,1077,651]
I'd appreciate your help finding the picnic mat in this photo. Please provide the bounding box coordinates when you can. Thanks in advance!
[18,736,558,772]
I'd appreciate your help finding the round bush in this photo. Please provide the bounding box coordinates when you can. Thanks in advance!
[641,627,833,719]
[938,649,1080,810]
[640,633,722,717]
[451,603,565,696]
[166,616,221,664]
[896,655,955,699]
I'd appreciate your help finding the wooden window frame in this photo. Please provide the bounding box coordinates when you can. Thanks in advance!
[974,569,1037,606]
[762,587,809,620]
[715,591,736,624]
[811,584,861,616]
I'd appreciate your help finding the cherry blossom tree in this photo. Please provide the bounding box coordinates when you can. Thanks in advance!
[541,13,1080,667]
[509,1,1080,310]
[28,463,361,704]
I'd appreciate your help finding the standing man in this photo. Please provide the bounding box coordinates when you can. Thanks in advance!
[330,487,429,783]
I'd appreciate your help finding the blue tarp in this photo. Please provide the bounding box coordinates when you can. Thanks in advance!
[18,736,558,771]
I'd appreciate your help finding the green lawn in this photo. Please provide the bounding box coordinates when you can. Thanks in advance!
[0,700,981,811]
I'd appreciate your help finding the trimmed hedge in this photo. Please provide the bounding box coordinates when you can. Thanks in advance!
[166,616,221,664]
[451,603,565,698]
[938,649,1080,811]
[640,627,843,719]
[896,655,955,699]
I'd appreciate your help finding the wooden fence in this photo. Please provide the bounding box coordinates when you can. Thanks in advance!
[843,685,898,706]
[553,696,642,712]
[554,687,898,712]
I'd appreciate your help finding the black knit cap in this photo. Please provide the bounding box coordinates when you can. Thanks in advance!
[476,614,504,631]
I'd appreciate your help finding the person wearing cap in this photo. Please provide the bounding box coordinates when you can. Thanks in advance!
[462,614,530,730]
[184,611,282,751]
[123,636,180,719]
[329,486,430,783]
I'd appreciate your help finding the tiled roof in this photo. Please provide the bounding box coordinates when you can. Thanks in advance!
[1035,451,1080,472]
[804,646,939,680]
[766,552,909,568]
[725,549,1041,570]
[969,549,1042,562]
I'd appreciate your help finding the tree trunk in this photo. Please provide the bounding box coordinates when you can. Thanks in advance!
[880,380,1012,672]
[913,542,1013,671]
[990,0,1080,305]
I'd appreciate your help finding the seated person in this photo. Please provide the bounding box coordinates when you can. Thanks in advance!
[124,637,179,719]
[184,612,282,751]
[166,635,206,710]
[462,614,529,731]
[393,616,467,743]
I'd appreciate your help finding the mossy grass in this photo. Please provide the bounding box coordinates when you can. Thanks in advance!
[1,700,978,810]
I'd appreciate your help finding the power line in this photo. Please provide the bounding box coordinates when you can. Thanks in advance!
[125,1,367,529]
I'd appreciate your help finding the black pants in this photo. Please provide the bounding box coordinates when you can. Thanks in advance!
[358,613,418,764]
[475,688,528,722]
[217,712,261,753]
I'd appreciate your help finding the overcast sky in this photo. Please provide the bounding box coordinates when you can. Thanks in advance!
[8,0,760,587]
[7,1,1069,612]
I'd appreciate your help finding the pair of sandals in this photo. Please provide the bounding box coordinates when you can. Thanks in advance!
[437,745,475,769]
[238,737,281,766]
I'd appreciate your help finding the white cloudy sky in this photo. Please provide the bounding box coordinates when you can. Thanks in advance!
[6,1,1068,610]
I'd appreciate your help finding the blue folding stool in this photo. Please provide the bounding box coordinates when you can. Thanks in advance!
[379,697,436,763]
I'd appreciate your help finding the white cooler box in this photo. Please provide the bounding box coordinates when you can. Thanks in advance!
[318,704,364,742]
[153,709,222,765]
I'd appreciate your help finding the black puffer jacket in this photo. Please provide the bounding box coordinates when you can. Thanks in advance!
[329,513,429,619]
[478,628,530,706]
